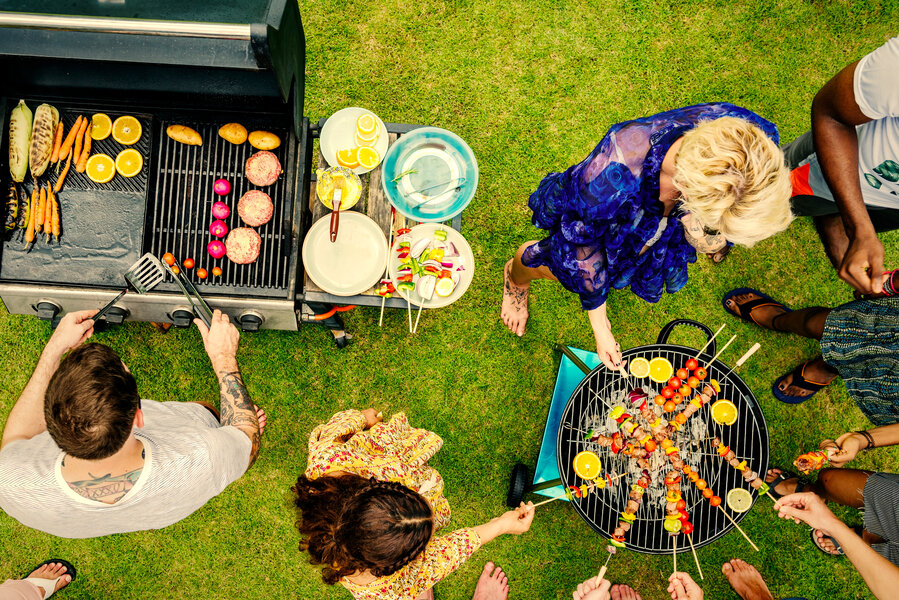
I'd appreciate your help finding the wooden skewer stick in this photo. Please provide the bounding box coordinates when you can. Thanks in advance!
[403,290,413,333]
[704,335,737,368]
[532,495,565,508]
[693,324,725,359]
[764,490,779,504]
[687,534,704,580]
[378,208,396,327]
[672,534,678,575]
[594,552,613,585]
[413,298,425,334]
[716,505,759,551]
[718,343,762,380]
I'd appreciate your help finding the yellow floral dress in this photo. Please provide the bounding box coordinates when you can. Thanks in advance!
[305,410,482,600]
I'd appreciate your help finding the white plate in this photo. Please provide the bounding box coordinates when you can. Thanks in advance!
[302,212,388,296]
[320,107,390,175]
[388,223,475,308]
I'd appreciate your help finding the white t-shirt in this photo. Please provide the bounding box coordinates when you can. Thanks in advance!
[805,35,899,208]
[0,400,251,538]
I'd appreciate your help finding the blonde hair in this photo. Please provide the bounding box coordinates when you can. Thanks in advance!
[674,116,793,247]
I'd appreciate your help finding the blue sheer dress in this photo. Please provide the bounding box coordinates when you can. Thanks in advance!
[522,103,779,310]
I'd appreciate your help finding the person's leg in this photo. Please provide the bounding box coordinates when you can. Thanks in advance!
[781,131,816,169]
[723,292,831,339]
[501,241,557,336]
[471,562,508,600]
[722,559,774,600]
[0,580,44,600]
[813,214,850,270]
[609,584,643,600]
[1,561,75,600]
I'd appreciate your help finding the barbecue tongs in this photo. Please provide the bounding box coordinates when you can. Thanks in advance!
[162,258,214,328]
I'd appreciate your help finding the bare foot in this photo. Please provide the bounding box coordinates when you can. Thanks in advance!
[722,559,774,600]
[775,358,838,399]
[724,292,788,330]
[610,583,643,600]
[471,562,508,600]
[254,405,267,435]
[501,259,529,336]
[26,561,73,596]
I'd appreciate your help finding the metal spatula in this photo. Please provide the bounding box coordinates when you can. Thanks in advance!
[94,253,167,321]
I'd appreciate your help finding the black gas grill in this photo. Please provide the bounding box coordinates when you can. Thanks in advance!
[0,1,333,332]
[557,321,769,554]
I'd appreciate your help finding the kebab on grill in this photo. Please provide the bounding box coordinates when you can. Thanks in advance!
[608,469,651,550]
[711,437,770,494]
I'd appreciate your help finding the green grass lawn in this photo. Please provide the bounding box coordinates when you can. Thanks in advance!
[2,1,899,598]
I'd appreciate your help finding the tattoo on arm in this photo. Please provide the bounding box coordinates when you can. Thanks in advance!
[218,370,261,467]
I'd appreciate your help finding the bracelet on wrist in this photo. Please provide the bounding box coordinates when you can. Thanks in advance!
[854,430,875,450]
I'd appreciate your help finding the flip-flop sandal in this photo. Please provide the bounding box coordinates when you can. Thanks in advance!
[772,360,835,404]
[722,287,792,329]
[707,245,732,264]
[23,559,76,599]
[811,528,844,556]
[765,469,809,499]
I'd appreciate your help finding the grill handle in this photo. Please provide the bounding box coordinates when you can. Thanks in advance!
[554,344,592,376]
[656,319,716,357]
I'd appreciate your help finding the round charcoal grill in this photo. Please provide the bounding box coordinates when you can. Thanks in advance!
[556,320,769,554]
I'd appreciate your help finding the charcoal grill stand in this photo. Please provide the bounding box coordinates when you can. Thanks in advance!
[301,119,464,309]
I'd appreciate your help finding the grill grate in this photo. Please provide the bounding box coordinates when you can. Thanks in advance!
[146,119,294,298]
[557,344,769,554]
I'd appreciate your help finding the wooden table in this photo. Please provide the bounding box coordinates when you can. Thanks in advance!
[303,119,464,309]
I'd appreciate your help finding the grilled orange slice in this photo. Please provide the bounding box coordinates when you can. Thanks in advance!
[112,116,142,145]
[115,149,143,177]
[86,154,116,184]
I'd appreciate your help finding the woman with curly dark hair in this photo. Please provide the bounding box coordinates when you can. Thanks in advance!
[294,408,534,600]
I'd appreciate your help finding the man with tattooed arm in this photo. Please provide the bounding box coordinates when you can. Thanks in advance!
[0,309,263,538]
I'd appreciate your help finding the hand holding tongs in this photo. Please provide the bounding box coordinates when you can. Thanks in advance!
[162,258,214,328]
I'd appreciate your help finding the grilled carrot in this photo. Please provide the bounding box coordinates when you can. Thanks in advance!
[51,189,60,241]
[54,152,73,193]
[44,184,53,241]
[24,187,36,248]
[36,186,46,233]
[72,120,85,168]
[76,126,91,173]
[59,116,82,161]
[49,122,64,163]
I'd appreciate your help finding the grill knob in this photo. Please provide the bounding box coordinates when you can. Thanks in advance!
[104,306,129,326]
[169,308,196,328]
[35,300,62,326]
[238,311,264,332]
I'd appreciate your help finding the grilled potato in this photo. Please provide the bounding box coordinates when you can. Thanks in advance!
[8,100,33,183]
[166,125,203,146]
[218,122,248,145]
[248,130,281,150]
[29,104,60,178]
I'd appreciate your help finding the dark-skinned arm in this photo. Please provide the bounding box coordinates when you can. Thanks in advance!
[811,59,880,293]
[195,311,261,468]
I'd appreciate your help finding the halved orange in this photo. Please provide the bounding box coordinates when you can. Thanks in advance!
[336,147,359,169]
[573,451,602,480]
[648,357,674,383]
[357,146,381,170]
[112,116,142,145]
[91,113,112,141]
[86,154,115,184]
[115,149,143,177]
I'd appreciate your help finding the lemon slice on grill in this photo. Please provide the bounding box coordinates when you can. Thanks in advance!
[86,154,115,184]
[115,149,143,178]
[628,357,650,378]
[726,488,753,513]
[711,399,738,425]
[648,357,673,383]
[91,113,112,141]
[572,451,602,480]
[112,116,142,145]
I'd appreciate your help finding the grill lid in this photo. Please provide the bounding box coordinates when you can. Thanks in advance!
[0,0,305,132]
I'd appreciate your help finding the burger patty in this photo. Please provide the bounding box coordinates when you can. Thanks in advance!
[225,227,261,264]
[245,151,281,187]
[238,190,273,227]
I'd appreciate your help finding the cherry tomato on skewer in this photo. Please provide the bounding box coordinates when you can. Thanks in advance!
[682,522,694,535]
[710,495,722,507]
[687,376,701,389]
[695,478,707,490]
[663,400,676,413]
[675,413,687,424]
[661,387,675,399]
[672,393,684,405]
[695,367,708,380]
[702,488,714,499]
[654,395,666,406]
[686,358,699,370]
[661,439,673,450]
[676,499,687,510]
[644,439,657,452]
[668,377,681,389]
[676,367,689,380]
